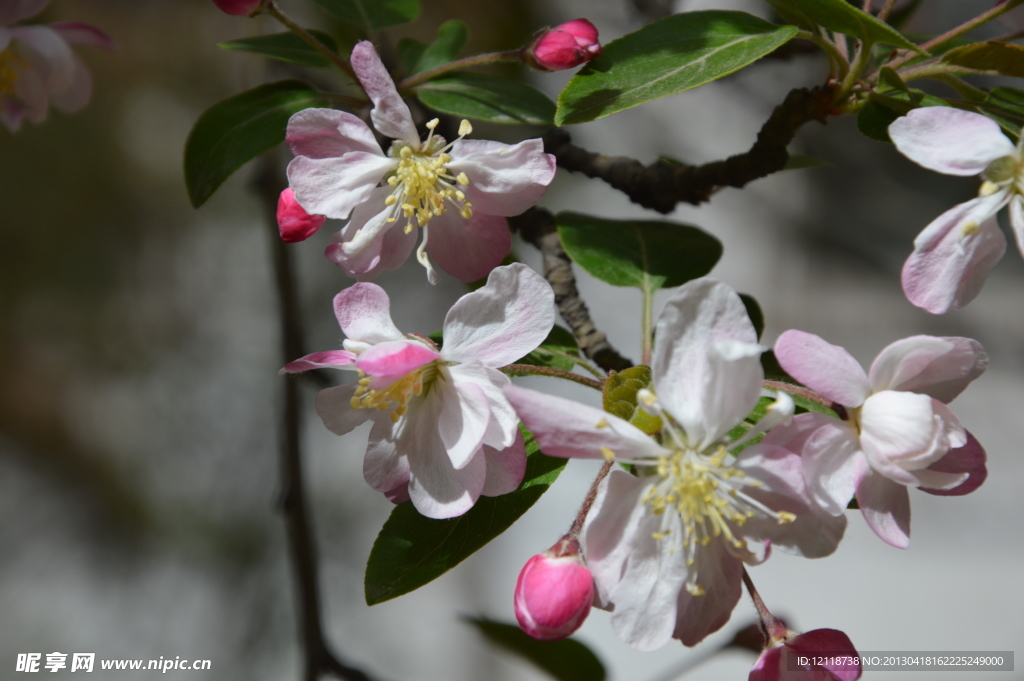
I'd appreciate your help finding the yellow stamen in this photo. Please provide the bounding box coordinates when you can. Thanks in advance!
[961,220,980,237]
[600,447,615,462]
[350,360,441,419]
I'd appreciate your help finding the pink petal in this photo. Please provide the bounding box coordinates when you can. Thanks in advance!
[787,629,863,681]
[277,188,326,243]
[505,385,669,460]
[672,538,743,647]
[48,21,115,49]
[11,24,76,93]
[855,470,911,548]
[0,0,48,25]
[349,41,419,145]
[424,209,512,282]
[583,471,651,608]
[355,339,439,381]
[286,107,382,160]
[901,195,1008,313]
[286,151,394,220]
[325,197,417,281]
[280,350,356,374]
[362,416,410,500]
[652,278,762,448]
[332,282,403,345]
[447,138,556,216]
[11,56,48,123]
[889,107,1016,176]
[868,335,987,403]
[441,263,555,367]
[48,50,90,113]
[314,384,373,436]
[480,429,527,496]
[774,330,871,407]
[920,430,987,497]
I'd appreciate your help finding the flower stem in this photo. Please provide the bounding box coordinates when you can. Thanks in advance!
[742,568,788,642]
[267,1,357,81]
[397,50,523,90]
[641,284,653,366]
[835,38,874,103]
[568,460,614,538]
[762,379,836,410]
[500,363,604,390]
[796,30,849,79]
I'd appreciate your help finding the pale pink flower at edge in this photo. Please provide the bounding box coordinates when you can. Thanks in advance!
[768,330,988,548]
[281,263,555,519]
[506,279,847,651]
[0,0,114,132]
[888,107,1024,313]
[285,41,556,284]
[750,628,862,681]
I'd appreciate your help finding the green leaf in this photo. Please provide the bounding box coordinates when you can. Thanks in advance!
[411,20,468,74]
[877,66,912,97]
[516,326,581,372]
[556,212,722,294]
[981,87,1024,138]
[603,365,662,435]
[726,395,773,452]
[856,90,948,142]
[466,618,606,681]
[763,0,920,51]
[185,81,329,208]
[364,430,566,605]
[556,11,797,125]
[309,0,419,33]
[218,30,338,67]
[738,293,764,340]
[942,42,1024,78]
[397,38,427,74]
[415,73,556,125]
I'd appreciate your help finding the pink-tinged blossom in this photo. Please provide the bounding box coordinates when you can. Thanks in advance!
[523,19,602,71]
[750,628,862,681]
[769,330,988,548]
[282,264,555,519]
[889,107,1024,313]
[277,188,326,243]
[0,1,114,132]
[285,41,556,284]
[212,0,266,16]
[506,279,846,650]
[514,536,594,641]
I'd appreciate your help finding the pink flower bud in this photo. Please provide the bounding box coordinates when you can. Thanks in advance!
[514,537,594,641]
[750,628,862,681]
[213,0,267,17]
[523,19,602,71]
[277,188,326,243]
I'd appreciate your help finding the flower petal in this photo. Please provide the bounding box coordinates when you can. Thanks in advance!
[442,263,555,367]
[855,469,911,548]
[672,538,743,647]
[355,339,439,384]
[1011,194,1024,259]
[362,416,410,501]
[332,281,404,344]
[447,138,556,216]
[350,41,419,145]
[583,470,652,608]
[436,378,490,470]
[286,107,383,160]
[889,107,1016,176]
[901,195,1007,314]
[280,350,357,374]
[424,209,512,282]
[450,362,517,449]
[314,384,373,436]
[868,335,987,403]
[774,330,871,407]
[48,50,90,113]
[652,278,761,449]
[505,385,670,460]
[480,429,527,497]
[787,629,863,681]
[287,152,395,220]
[919,430,987,497]
[0,0,48,25]
[11,25,75,92]
[48,21,116,49]
[859,391,959,472]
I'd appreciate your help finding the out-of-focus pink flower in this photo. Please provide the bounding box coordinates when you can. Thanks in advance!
[768,330,988,548]
[213,0,267,16]
[277,188,326,243]
[285,41,556,284]
[0,0,114,132]
[750,628,862,681]
[523,19,602,71]
[515,536,594,641]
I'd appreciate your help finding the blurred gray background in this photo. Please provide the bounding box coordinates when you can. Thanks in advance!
[0,0,1021,679]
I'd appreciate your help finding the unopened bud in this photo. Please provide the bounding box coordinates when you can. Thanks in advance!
[750,628,862,681]
[277,188,326,243]
[213,0,268,17]
[514,537,594,641]
[523,19,602,72]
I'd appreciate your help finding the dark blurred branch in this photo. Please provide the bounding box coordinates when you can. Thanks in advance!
[253,158,372,681]
[511,208,633,373]
[543,86,832,214]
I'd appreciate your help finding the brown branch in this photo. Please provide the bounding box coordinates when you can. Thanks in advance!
[511,208,634,373]
[543,86,833,214]
[253,157,372,681]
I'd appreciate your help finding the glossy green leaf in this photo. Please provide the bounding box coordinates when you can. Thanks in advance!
[411,20,468,74]
[738,293,764,340]
[763,0,919,51]
[942,42,1024,78]
[309,0,419,33]
[185,81,329,208]
[877,66,912,97]
[415,73,556,125]
[556,11,797,125]
[397,37,427,73]
[466,618,606,681]
[556,212,722,293]
[603,366,662,435]
[856,90,947,142]
[218,30,338,67]
[515,326,581,372]
[364,430,566,605]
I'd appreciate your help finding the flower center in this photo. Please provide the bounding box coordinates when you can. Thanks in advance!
[349,361,442,423]
[0,45,25,99]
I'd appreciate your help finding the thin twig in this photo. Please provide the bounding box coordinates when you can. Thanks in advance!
[267,1,357,81]
[569,460,614,538]
[397,50,521,91]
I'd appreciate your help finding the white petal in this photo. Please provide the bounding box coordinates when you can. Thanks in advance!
[350,41,419,144]
[48,51,90,113]
[287,152,395,220]
[480,430,527,497]
[582,471,653,607]
[859,391,955,472]
[10,25,75,92]
[449,363,517,449]
[671,539,743,647]
[362,417,410,497]
[314,384,373,436]
[868,335,987,403]
[332,281,404,344]
[442,263,555,367]
[446,138,556,216]
[286,107,383,160]
[1011,194,1024,259]
[889,107,1016,176]
[855,470,911,548]
[652,278,761,449]
[435,377,491,470]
